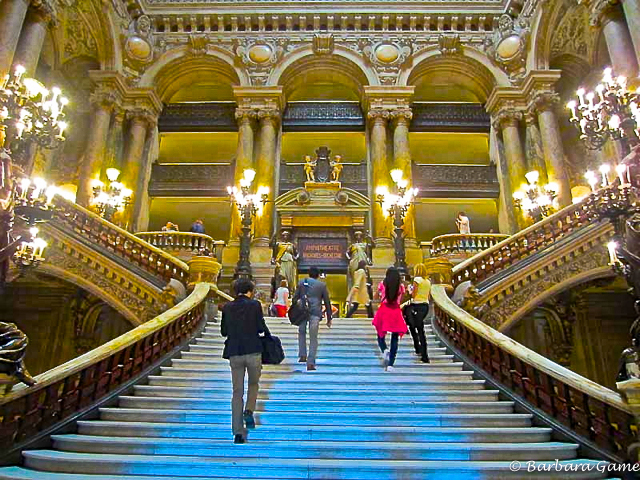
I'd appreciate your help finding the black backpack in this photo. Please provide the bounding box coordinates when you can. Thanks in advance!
[288,280,311,326]
[261,335,285,364]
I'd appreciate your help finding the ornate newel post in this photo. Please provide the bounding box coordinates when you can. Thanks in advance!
[187,256,222,290]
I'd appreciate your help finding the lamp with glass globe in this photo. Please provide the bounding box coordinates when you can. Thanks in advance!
[512,170,558,222]
[90,168,133,223]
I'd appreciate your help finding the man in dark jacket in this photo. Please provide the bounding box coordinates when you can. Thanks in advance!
[221,278,270,444]
[292,266,332,371]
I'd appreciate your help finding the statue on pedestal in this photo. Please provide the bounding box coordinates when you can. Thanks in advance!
[331,155,343,182]
[270,230,298,292]
[346,230,373,282]
[303,155,316,183]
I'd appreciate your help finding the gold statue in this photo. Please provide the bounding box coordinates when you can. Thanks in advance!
[303,155,316,183]
[331,155,343,182]
[270,230,299,292]
[346,231,373,282]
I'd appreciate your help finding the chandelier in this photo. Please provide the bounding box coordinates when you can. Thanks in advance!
[91,168,132,222]
[566,68,639,150]
[0,65,68,157]
[512,170,558,221]
[13,226,47,269]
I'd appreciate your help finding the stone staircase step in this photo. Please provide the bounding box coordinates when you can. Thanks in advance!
[169,359,464,372]
[147,375,488,390]
[132,385,500,401]
[158,367,473,379]
[20,451,608,479]
[77,421,553,443]
[199,333,441,343]
[51,435,580,462]
[99,408,527,426]
[186,344,447,355]
[0,468,278,480]
[118,396,513,413]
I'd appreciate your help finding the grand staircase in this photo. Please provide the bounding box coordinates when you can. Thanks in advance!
[0,316,609,479]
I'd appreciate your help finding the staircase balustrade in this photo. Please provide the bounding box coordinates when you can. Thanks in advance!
[135,231,224,263]
[428,233,511,257]
[451,188,626,287]
[432,285,638,462]
[0,281,232,452]
[50,198,189,285]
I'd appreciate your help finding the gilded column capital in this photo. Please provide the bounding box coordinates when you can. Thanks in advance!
[367,108,391,126]
[256,107,281,126]
[390,108,413,126]
[89,90,120,112]
[125,107,158,129]
[492,109,523,130]
[235,108,259,125]
[524,111,538,126]
[581,0,622,26]
[29,0,57,26]
[530,91,560,114]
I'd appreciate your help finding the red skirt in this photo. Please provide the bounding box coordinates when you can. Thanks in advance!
[275,305,288,317]
[372,303,407,337]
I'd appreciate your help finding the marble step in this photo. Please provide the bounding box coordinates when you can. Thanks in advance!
[132,385,500,401]
[187,344,446,355]
[198,332,441,343]
[158,367,474,379]
[146,375,488,390]
[180,351,451,364]
[20,452,608,479]
[118,397,513,413]
[51,435,580,462]
[99,408,526,427]
[168,359,464,372]
[77,421,553,443]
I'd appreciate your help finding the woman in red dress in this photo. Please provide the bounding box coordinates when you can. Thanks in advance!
[372,267,408,372]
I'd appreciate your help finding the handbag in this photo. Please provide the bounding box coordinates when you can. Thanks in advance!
[288,280,311,326]
[261,335,285,365]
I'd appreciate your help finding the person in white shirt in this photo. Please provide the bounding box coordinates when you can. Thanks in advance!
[456,211,470,234]
[406,263,431,363]
[273,279,289,317]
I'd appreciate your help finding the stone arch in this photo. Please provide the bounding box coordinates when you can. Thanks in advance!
[270,46,376,100]
[31,265,142,327]
[139,47,246,101]
[403,47,509,102]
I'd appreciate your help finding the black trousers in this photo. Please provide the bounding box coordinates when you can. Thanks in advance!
[407,303,429,361]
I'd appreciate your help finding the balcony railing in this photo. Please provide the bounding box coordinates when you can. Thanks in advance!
[136,232,225,263]
[426,233,510,258]
[50,197,188,285]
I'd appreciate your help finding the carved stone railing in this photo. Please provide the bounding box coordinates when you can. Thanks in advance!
[50,197,188,285]
[427,233,510,257]
[0,261,233,452]
[432,285,638,462]
[135,232,225,263]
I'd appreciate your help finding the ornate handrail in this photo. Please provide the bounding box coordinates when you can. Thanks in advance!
[135,231,225,262]
[428,233,510,257]
[0,281,226,450]
[451,187,626,287]
[432,284,637,461]
[50,197,189,285]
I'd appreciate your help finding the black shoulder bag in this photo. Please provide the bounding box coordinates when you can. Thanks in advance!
[288,280,311,326]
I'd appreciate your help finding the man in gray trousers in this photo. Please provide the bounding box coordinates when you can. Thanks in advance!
[292,266,332,371]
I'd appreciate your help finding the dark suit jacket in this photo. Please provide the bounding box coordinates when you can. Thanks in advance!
[293,277,332,321]
[221,295,270,359]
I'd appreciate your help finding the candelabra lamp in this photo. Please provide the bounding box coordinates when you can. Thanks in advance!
[375,169,418,273]
[512,170,559,222]
[567,68,639,151]
[1,65,68,161]
[227,169,269,278]
[91,168,132,223]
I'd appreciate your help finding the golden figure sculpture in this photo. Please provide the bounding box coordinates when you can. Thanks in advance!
[303,155,316,183]
[270,230,299,292]
[331,155,343,182]
[346,230,373,282]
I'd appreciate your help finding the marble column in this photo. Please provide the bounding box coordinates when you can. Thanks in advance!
[391,109,416,243]
[496,111,527,228]
[491,126,519,234]
[535,95,572,207]
[600,4,639,78]
[524,113,548,184]
[0,0,30,77]
[76,95,115,207]
[122,110,154,232]
[229,109,256,246]
[622,0,640,67]
[12,6,50,74]
[253,109,279,245]
[369,110,392,246]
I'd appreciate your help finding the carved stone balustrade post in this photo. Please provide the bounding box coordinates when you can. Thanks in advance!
[0,0,30,77]
[589,0,639,78]
[12,2,55,74]
[532,92,572,207]
[123,106,158,233]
